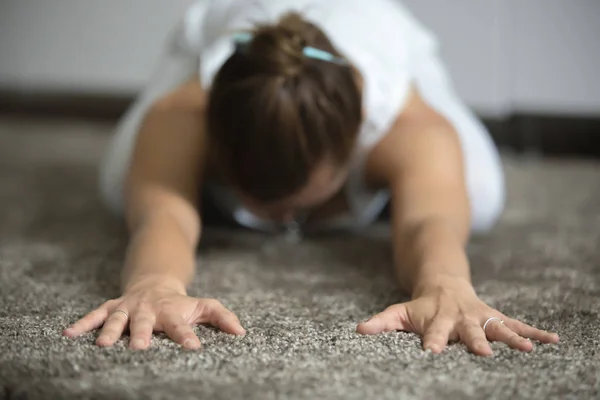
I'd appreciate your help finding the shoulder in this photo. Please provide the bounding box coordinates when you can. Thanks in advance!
[153,78,207,113]
[364,87,463,187]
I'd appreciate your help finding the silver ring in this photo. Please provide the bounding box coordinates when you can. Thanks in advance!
[111,309,129,320]
[483,317,504,332]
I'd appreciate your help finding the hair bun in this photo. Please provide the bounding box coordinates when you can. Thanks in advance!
[244,13,319,79]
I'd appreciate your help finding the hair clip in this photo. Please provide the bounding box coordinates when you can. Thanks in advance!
[302,47,348,65]
[232,32,253,52]
[232,32,348,66]
[232,32,253,44]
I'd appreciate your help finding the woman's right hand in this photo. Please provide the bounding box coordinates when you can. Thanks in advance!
[63,277,245,350]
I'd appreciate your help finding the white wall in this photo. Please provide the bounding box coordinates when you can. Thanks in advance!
[1,0,599,117]
[404,0,600,116]
[403,0,511,116]
[0,0,193,93]
[508,0,600,115]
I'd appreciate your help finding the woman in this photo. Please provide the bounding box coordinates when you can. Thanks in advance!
[64,0,559,354]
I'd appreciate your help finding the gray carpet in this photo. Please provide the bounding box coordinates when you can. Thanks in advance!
[1,116,599,400]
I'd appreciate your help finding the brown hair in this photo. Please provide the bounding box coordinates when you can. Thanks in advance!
[206,12,362,203]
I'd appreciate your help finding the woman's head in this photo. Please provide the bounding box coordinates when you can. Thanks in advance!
[207,12,362,220]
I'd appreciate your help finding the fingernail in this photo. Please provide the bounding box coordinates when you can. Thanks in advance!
[425,345,439,353]
[131,339,145,349]
[183,339,199,349]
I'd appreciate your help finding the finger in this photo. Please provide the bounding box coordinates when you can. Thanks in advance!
[96,309,130,347]
[356,303,412,335]
[422,318,454,354]
[64,307,110,337]
[485,319,533,352]
[503,318,559,344]
[163,313,201,350]
[458,320,492,356]
[129,312,156,350]
[198,300,246,335]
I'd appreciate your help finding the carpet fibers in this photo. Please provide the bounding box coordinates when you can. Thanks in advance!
[0,117,599,399]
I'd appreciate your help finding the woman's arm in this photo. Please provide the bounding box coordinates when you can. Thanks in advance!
[122,78,207,294]
[357,88,558,355]
[65,79,245,350]
[366,89,471,296]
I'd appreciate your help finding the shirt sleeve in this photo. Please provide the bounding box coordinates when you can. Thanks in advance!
[310,0,438,147]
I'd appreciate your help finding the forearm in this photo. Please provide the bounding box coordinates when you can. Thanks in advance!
[121,211,198,294]
[393,217,471,298]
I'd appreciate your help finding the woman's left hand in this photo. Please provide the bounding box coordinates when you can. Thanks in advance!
[356,277,560,356]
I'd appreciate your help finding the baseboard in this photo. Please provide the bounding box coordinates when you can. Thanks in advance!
[485,113,600,158]
[1,89,599,157]
[0,89,134,121]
